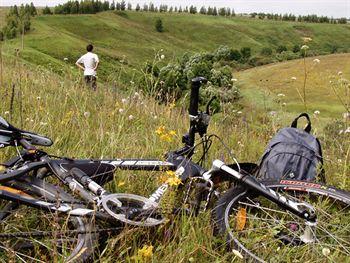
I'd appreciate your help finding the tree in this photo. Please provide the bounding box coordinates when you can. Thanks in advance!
[199,6,206,15]
[155,18,164,32]
[30,2,37,16]
[143,4,149,11]
[42,6,53,15]
[110,1,115,10]
[276,45,287,53]
[120,1,126,11]
[240,47,251,61]
[135,4,140,11]
[212,7,218,16]
[127,2,132,10]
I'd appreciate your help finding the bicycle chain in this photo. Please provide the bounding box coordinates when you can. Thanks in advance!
[0,226,123,239]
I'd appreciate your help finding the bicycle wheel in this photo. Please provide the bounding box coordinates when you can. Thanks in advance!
[0,180,97,262]
[213,180,350,262]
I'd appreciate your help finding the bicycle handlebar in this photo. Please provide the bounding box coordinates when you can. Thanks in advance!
[189,77,207,117]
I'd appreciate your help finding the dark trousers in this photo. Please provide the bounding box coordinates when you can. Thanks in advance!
[84,75,97,91]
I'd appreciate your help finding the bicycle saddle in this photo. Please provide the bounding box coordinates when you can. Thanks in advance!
[0,116,53,148]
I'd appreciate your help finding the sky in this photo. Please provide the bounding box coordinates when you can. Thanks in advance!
[1,0,349,18]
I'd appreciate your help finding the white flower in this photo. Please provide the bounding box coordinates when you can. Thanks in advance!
[25,118,30,121]
[269,111,277,116]
[237,111,242,114]
[118,108,124,114]
[277,93,285,97]
[134,92,139,97]
[36,96,41,100]
[282,102,287,106]
[160,54,165,60]
[338,71,343,76]
[343,112,350,119]
[314,110,320,115]
[121,98,127,104]
[301,45,309,50]
[345,127,350,134]
[30,119,34,123]
[231,78,238,82]
[63,57,68,61]
[84,111,90,118]
[4,111,9,115]
[128,115,134,120]
[313,58,320,64]
[153,115,158,119]
[160,49,163,52]
[40,122,47,126]
[322,247,330,256]
[130,80,135,85]
[291,77,297,80]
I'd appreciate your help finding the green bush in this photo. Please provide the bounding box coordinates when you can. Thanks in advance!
[276,51,300,61]
[292,44,301,53]
[155,18,164,32]
[240,47,251,62]
[276,45,288,53]
[260,47,273,56]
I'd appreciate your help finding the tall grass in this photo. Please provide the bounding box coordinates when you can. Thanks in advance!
[0,48,349,261]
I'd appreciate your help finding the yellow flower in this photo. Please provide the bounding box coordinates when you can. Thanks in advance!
[117,181,125,187]
[302,37,313,43]
[160,134,172,142]
[169,130,176,136]
[155,125,166,135]
[0,165,6,172]
[167,176,182,186]
[166,170,175,177]
[137,245,153,258]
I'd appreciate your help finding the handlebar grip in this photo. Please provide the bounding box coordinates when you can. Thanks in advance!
[189,77,207,116]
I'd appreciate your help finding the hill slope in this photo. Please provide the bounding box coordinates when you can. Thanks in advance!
[236,53,350,119]
[2,10,350,80]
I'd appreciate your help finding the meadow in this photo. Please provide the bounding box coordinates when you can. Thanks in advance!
[0,8,349,262]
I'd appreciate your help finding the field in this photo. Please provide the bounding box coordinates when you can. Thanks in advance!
[0,8,349,263]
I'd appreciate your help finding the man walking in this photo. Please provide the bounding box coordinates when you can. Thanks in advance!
[76,44,99,91]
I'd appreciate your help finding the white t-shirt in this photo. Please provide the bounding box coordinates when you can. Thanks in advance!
[76,52,99,76]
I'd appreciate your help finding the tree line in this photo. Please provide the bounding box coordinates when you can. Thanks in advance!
[48,1,348,24]
[250,12,347,24]
[1,3,37,41]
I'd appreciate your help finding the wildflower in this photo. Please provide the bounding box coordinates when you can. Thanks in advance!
[84,111,90,118]
[277,93,285,97]
[36,96,41,100]
[302,37,312,43]
[4,111,9,115]
[301,45,309,50]
[269,111,277,116]
[25,118,30,121]
[121,98,127,104]
[160,134,172,142]
[345,127,350,134]
[63,57,68,61]
[343,112,350,119]
[117,181,125,187]
[313,58,320,64]
[231,78,238,82]
[40,122,47,126]
[322,247,331,256]
[30,119,34,123]
[160,54,165,60]
[129,80,134,85]
[169,130,176,136]
[291,77,297,80]
[134,92,140,97]
[118,108,124,114]
[128,115,134,120]
[338,71,343,76]
[282,102,287,106]
[160,49,164,52]
[137,245,153,258]
[314,110,320,115]
[153,115,158,120]
[237,111,242,114]
[167,176,182,186]
[155,125,166,135]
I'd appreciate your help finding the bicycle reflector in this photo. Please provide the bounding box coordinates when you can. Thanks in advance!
[236,208,247,231]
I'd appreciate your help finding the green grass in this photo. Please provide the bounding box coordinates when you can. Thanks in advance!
[1,10,350,81]
[0,9,349,263]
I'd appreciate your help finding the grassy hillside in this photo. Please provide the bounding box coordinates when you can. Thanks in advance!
[2,10,350,81]
[236,53,350,120]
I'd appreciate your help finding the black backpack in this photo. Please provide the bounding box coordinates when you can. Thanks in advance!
[256,113,325,182]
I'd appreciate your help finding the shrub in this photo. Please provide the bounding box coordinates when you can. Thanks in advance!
[260,47,273,56]
[276,51,300,61]
[276,45,287,53]
[155,18,164,32]
[240,47,251,62]
[292,44,301,53]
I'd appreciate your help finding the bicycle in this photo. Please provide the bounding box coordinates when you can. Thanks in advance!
[0,77,349,262]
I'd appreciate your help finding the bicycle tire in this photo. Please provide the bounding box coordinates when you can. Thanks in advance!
[0,178,98,262]
[213,180,350,262]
